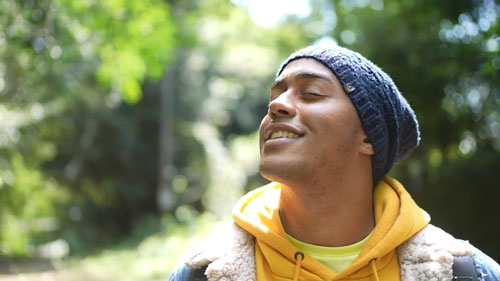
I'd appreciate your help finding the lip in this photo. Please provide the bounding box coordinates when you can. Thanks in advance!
[264,123,305,141]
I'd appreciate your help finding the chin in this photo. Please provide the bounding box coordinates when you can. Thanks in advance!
[259,162,280,182]
[259,162,300,185]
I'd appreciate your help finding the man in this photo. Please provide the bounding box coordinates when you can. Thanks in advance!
[168,45,500,281]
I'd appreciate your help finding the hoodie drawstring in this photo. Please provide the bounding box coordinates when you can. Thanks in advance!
[370,258,380,281]
[293,251,304,281]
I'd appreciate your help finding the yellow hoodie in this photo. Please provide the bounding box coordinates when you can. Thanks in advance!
[232,177,430,281]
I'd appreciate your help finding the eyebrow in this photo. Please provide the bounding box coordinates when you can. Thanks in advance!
[270,72,335,91]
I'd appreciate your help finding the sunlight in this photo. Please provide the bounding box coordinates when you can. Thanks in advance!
[232,0,312,27]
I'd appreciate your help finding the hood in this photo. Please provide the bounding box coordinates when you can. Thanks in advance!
[232,177,430,280]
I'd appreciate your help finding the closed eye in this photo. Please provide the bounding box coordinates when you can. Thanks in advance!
[302,92,323,98]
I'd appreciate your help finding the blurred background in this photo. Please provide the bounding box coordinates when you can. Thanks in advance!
[0,0,499,280]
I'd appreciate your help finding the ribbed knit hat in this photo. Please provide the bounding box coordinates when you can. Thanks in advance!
[277,45,420,185]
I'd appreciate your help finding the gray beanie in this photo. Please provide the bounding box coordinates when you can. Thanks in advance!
[277,45,420,186]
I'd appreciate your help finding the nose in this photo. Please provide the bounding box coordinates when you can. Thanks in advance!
[268,90,296,119]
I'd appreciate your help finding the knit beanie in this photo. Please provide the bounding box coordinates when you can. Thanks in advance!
[277,45,420,186]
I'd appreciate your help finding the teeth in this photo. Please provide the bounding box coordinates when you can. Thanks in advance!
[269,131,299,140]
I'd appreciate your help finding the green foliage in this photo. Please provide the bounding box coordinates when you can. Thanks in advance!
[0,0,176,258]
[0,153,68,256]
[0,214,219,280]
[64,214,219,281]
[58,0,176,103]
[412,147,500,259]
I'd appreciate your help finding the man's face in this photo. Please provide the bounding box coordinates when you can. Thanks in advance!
[259,58,370,184]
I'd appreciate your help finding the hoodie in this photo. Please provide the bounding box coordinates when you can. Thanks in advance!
[172,179,495,281]
[231,177,430,281]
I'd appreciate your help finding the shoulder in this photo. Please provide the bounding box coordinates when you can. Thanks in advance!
[474,250,500,281]
[398,224,475,258]
[398,224,500,281]
[168,222,256,281]
[167,264,193,281]
[184,222,254,268]
[167,264,208,281]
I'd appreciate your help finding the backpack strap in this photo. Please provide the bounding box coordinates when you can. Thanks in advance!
[452,255,479,281]
[187,265,208,281]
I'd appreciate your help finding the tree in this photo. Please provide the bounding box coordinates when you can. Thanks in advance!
[0,0,176,256]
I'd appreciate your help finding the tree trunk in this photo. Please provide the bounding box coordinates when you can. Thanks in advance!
[157,61,177,213]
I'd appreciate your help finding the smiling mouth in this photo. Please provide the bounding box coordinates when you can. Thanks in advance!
[267,130,302,140]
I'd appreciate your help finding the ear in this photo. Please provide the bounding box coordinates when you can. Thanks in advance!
[359,135,374,156]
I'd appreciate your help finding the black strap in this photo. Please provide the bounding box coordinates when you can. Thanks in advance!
[187,265,208,281]
[452,255,479,281]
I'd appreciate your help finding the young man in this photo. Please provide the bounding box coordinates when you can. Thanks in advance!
[168,45,500,281]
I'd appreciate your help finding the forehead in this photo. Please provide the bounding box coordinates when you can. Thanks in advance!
[278,58,336,79]
[274,58,343,91]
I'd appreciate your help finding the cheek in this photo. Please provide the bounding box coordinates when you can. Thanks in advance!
[259,116,270,148]
[307,109,342,133]
[310,107,360,139]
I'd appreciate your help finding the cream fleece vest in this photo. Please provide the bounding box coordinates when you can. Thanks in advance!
[184,223,476,281]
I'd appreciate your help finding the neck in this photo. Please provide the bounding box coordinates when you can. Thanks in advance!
[278,170,374,247]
